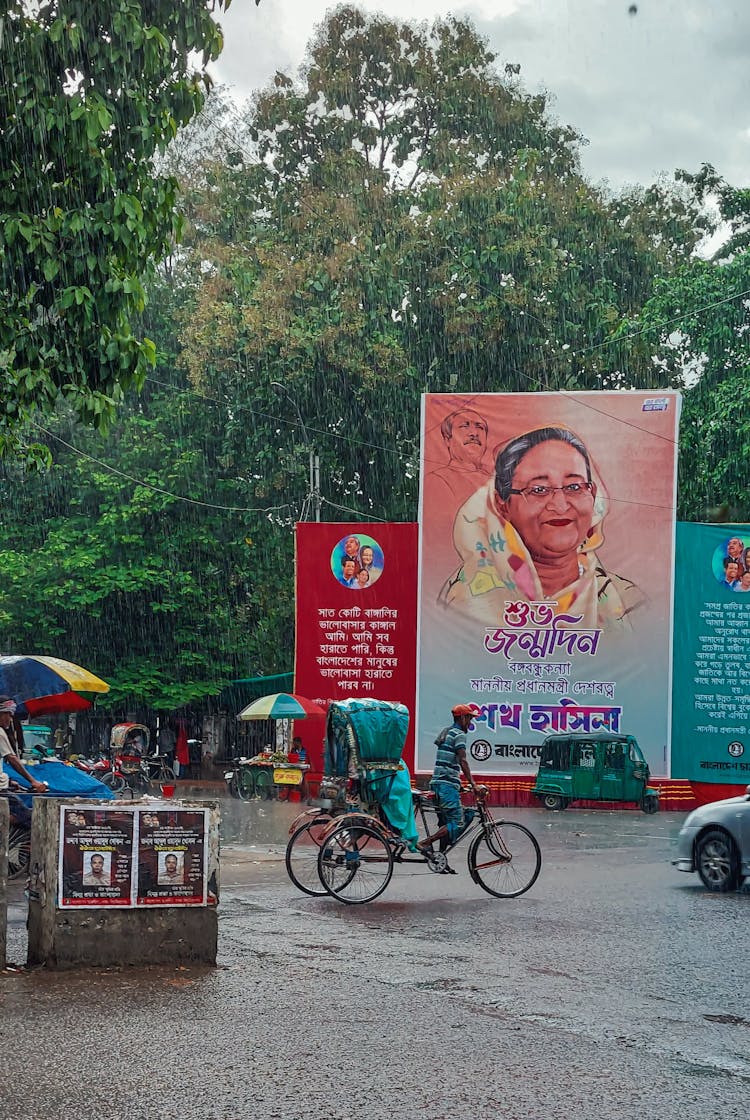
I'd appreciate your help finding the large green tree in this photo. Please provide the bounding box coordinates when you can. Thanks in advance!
[0,6,720,705]
[177,6,709,524]
[0,0,230,464]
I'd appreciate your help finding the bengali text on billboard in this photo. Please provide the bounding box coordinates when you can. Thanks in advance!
[295,522,418,770]
[672,522,750,784]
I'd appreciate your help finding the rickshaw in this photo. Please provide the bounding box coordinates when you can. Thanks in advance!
[109,722,152,793]
[532,732,660,813]
[284,698,542,905]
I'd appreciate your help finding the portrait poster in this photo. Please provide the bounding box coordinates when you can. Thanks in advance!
[59,806,135,908]
[671,522,750,784]
[136,807,208,906]
[294,522,418,772]
[417,391,680,776]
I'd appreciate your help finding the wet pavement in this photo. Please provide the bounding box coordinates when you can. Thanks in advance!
[3,798,749,1120]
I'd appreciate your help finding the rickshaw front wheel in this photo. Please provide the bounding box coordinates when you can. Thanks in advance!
[468,822,541,899]
[285,816,332,897]
[541,794,566,811]
[317,822,393,904]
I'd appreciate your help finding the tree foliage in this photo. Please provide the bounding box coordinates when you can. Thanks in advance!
[0,275,294,709]
[0,6,728,708]
[636,166,750,521]
[177,7,708,526]
[0,0,230,464]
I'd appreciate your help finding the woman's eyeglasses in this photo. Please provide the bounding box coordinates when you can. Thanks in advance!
[509,481,593,501]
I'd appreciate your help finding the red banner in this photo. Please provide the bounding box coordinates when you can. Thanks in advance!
[294,522,418,774]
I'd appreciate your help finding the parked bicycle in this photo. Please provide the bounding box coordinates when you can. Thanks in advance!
[142,753,175,784]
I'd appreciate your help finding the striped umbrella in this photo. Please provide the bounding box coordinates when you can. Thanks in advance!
[17,692,94,718]
[0,655,110,703]
[237,693,325,720]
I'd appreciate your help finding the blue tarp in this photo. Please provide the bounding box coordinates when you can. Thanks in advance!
[3,758,114,809]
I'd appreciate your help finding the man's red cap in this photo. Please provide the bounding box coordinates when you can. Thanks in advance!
[451,704,474,717]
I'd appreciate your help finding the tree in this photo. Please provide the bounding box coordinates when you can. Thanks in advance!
[0,0,230,465]
[0,7,718,702]
[175,8,708,526]
[0,275,295,709]
[635,166,750,521]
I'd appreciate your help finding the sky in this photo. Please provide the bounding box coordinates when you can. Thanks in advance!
[209,0,750,190]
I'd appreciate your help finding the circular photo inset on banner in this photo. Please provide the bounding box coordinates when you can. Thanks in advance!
[711,535,750,592]
[330,534,385,590]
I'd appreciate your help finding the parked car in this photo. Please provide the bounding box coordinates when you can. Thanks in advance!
[673,786,750,892]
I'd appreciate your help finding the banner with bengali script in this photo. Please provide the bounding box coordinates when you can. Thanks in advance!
[671,522,750,784]
[417,391,680,777]
[295,522,418,773]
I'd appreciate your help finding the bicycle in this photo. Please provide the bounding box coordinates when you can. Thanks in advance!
[142,754,176,784]
[315,784,541,905]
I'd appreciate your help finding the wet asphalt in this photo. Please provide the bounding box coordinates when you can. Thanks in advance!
[2,797,749,1120]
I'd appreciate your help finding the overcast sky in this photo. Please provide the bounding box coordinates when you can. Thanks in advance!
[209,0,750,189]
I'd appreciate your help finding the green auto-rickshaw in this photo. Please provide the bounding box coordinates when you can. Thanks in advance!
[532,732,660,813]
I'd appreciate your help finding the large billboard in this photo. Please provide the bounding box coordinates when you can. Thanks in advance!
[417,392,680,776]
[295,522,418,771]
[672,522,750,783]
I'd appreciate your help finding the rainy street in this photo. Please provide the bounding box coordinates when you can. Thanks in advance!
[2,799,749,1120]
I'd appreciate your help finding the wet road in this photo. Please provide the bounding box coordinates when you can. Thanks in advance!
[3,801,749,1120]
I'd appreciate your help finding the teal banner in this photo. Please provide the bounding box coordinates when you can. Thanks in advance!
[672,523,750,782]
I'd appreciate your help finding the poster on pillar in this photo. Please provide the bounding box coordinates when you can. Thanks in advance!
[294,522,418,772]
[136,808,209,906]
[417,391,680,777]
[59,807,136,907]
[671,522,750,783]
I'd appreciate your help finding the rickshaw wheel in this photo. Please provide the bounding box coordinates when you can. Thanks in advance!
[468,822,541,899]
[317,822,394,904]
[7,824,31,881]
[641,794,659,814]
[285,816,332,896]
[541,794,565,811]
[128,772,150,795]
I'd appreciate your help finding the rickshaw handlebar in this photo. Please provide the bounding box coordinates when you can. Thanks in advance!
[460,783,489,800]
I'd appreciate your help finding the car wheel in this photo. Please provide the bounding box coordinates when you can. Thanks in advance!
[696,829,740,892]
[542,794,564,811]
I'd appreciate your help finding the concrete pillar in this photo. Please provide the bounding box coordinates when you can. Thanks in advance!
[27,797,220,970]
[0,798,8,969]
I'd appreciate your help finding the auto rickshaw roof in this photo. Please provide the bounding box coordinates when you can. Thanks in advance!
[542,732,633,742]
